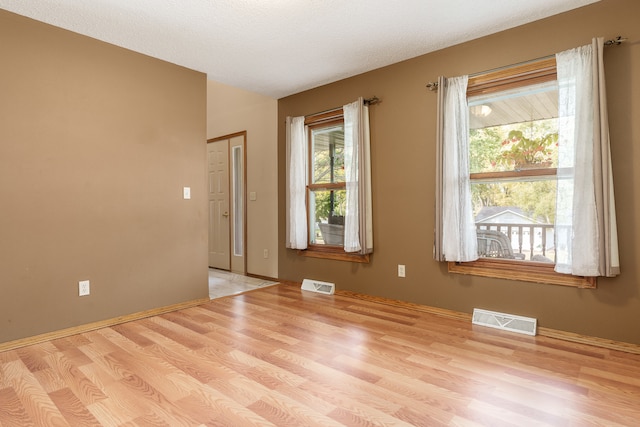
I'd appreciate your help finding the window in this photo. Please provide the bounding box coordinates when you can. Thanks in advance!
[286,98,374,263]
[307,116,346,247]
[436,40,620,287]
[469,69,559,264]
[232,145,243,257]
[453,60,588,285]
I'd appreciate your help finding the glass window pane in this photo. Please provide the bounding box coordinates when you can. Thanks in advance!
[471,180,556,262]
[469,81,559,173]
[311,125,345,184]
[309,189,345,246]
[232,146,243,256]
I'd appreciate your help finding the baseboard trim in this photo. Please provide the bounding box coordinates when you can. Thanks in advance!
[337,289,471,321]
[0,297,210,353]
[535,327,640,355]
[336,289,640,355]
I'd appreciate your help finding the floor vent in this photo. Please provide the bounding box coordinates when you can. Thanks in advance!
[301,279,335,295]
[472,308,537,336]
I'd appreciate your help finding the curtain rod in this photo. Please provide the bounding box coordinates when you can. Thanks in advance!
[604,36,627,46]
[425,36,627,91]
[365,96,380,106]
[305,96,380,118]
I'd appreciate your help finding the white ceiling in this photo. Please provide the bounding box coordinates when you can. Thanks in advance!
[0,0,599,99]
[469,81,559,130]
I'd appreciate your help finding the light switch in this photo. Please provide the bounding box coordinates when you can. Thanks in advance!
[183,187,191,199]
[249,191,257,201]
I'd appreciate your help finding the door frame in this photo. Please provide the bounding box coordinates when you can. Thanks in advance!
[207,131,247,275]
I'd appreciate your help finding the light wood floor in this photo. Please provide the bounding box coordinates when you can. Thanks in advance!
[1,284,640,426]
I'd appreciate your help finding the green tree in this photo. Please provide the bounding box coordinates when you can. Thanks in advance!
[313,190,345,222]
[469,127,502,173]
[508,181,557,223]
[312,130,345,222]
[469,119,558,222]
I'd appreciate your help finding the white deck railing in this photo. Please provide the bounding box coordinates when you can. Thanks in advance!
[476,223,556,262]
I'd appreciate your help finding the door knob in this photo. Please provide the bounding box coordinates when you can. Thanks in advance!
[222,211,229,217]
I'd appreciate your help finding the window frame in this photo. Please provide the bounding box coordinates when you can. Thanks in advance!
[448,57,596,288]
[299,109,370,263]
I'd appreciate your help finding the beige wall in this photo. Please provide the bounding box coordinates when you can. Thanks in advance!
[207,81,278,278]
[278,0,640,344]
[0,11,208,343]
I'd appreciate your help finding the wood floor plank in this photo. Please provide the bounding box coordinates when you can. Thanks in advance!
[16,347,51,373]
[273,350,407,416]
[2,283,640,426]
[49,387,101,427]
[105,350,191,402]
[248,392,345,427]
[44,352,107,406]
[179,385,273,426]
[230,348,307,388]
[108,324,155,349]
[0,386,33,427]
[2,359,69,427]
[78,359,148,427]
[333,355,469,424]
[129,412,173,427]
[141,340,233,385]
[32,368,67,394]
[394,405,452,427]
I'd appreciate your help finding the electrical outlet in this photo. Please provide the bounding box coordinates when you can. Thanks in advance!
[263,249,269,258]
[79,280,90,296]
[398,264,406,278]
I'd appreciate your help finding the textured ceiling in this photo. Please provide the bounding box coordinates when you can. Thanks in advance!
[0,0,599,99]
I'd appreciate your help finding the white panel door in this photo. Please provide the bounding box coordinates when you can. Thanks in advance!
[208,140,230,270]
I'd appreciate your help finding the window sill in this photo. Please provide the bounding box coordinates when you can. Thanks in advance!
[297,246,370,263]
[448,258,596,288]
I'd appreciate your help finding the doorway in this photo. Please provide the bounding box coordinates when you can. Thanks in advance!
[207,132,246,274]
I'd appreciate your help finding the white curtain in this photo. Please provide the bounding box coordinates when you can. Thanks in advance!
[434,76,478,262]
[343,98,374,254]
[555,37,620,277]
[285,116,308,249]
